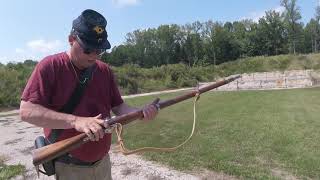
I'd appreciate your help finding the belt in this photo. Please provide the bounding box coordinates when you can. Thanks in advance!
[56,154,100,166]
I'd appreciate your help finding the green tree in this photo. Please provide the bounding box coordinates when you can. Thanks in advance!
[211,23,240,64]
[305,19,319,53]
[181,22,205,66]
[281,0,302,54]
[232,21,250,58]
[258,10,287,55]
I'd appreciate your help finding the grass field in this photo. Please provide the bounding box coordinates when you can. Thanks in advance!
[0,155,25,180]
[117,87,320,179]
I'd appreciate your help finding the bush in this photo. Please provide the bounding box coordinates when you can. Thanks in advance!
[2,53,320,107]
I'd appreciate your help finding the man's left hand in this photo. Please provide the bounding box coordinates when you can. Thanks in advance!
[142,104,158,121]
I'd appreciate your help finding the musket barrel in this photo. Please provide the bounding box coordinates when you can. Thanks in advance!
[158,75,241,109]
[32,75,241,166]
[33,133,88,166]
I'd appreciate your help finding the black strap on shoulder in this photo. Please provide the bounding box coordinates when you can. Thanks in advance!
[47,64,95,143]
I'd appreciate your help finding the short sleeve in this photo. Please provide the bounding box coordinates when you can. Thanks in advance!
[108,68,123,108]
[21,58,54,107]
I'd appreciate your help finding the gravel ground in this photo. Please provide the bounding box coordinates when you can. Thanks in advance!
[0,111,236,180]
[0,76,306,180]
[0,84,237,180]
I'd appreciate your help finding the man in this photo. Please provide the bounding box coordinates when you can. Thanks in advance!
[20,9,158,180]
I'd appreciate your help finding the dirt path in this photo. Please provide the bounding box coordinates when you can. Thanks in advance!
[0,86,237,180]
[0,113,206,180]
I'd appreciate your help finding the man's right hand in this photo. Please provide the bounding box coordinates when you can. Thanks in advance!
[72,114,105,141]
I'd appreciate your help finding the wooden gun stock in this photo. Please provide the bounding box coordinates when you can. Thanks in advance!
[32,75,241,166]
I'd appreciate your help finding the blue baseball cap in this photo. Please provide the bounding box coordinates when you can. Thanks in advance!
[72,9,111,50]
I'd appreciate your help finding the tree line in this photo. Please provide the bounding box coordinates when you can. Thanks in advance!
[3,53,320,107]
[102,0,320,68]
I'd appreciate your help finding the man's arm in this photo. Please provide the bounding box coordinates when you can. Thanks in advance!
[20,100,105,141]
[112,102,158,121]
[111,103,139,116]
[20,100,76,129]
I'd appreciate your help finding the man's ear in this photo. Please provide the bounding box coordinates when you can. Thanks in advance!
[68,35,76,46]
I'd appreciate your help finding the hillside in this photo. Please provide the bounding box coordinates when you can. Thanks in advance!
[1,53,320,108]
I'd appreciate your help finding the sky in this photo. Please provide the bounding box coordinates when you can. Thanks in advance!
[0,0,318,64]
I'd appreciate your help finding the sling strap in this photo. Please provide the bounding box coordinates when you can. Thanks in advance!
[47,64,95,143]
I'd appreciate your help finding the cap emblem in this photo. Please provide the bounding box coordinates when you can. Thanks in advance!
[93,26,104,34]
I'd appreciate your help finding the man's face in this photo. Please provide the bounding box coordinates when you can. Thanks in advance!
[69,35,103,69]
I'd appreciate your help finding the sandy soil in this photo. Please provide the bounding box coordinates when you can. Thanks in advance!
[0,83,238,180]
[0,110,236,180]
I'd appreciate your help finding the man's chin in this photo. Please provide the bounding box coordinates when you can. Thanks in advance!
[86,60,96,66]
[79,61,95,69]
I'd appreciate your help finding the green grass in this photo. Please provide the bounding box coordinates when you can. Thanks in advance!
[116,87,320,179]
[0,155,25,180]
[3,53,320,107]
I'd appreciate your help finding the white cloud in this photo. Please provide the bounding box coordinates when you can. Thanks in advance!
[244,11,266,22]
[0,54,38,64]
[0,39,65,64]
[15,48,25,54]
[112,0,140,7]
[0,56,9,64]
[273,6,285,14]
[241,6,285,22]
[27,39,62,53]
[0,56,26,64]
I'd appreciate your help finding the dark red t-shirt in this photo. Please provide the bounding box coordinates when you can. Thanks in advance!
[21,52,123,162]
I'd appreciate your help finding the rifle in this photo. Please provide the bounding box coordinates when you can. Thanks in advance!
[32,75,241,166]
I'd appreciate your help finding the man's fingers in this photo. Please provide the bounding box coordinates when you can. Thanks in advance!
[95,124,105,140]
[143,105,158,121]
[90,124,104,141]
[74,116,107,141]
[103,120,110,128]
[84,128,95,141]
[95,118,105,125]
[151,98,160,106]
[142,111,147,120]
[89,126,99,141]
[98,128,104,139]
[143,107,151,120]
[84,122,104,141]
[94,114,102,119]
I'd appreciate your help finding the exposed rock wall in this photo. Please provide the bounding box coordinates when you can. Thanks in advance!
[203,70,320,91]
